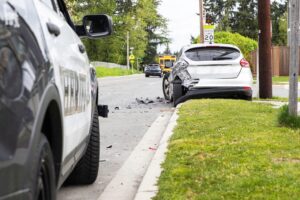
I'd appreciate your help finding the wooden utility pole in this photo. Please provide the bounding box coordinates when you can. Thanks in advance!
[199,0,204,43]
[288,0,300,116]
[258,0,272,98]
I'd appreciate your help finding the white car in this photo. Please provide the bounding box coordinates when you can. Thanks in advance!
[163,44,253,106]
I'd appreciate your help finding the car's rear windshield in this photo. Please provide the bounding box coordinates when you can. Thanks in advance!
[185,47,240,61]
[148,65,160,69]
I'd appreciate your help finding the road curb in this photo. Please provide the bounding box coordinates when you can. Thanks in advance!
[98,110,174,200]
[133,106,180,200]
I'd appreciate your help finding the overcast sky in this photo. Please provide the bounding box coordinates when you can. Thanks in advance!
[158,0,285,53]
[158,0,199,53]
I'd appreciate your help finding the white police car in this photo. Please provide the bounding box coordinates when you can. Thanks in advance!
[0,0,111,199]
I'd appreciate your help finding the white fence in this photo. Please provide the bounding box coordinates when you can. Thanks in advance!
[91,61,127,69]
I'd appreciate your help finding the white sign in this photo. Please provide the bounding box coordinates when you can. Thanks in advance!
[204,29,214,44]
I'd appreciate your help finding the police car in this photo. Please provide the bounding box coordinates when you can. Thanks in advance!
[0,0,111,199]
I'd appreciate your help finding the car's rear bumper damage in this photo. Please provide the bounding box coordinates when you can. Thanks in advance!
[175,87,253,106]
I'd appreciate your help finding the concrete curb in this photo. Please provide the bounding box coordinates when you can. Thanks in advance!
[98,110,174,200]
[134,106,179,200]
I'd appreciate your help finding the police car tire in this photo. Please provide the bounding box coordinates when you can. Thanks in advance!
[66,108,100,185]
[32,134,56,200]
[173,83,183,107]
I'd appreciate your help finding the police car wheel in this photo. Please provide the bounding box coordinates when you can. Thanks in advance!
[66,108,100,185]
[32,134,56,200]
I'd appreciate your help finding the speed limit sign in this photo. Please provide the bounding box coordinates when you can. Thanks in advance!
[204,25,215,44]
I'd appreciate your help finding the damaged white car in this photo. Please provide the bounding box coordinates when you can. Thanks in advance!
[163,44,253,106]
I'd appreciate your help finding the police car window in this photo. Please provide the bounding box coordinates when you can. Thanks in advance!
[40,0,55,10]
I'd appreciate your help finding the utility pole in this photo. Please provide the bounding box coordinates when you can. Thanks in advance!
[127,31,129,70]
[199,0,204,43]
[258,0,272,99]
[288,0,300,116]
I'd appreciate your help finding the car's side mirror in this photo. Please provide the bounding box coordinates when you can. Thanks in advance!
[80,14,113,38]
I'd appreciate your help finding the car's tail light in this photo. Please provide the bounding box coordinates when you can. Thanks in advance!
[243,86,251,91]
[240,58,250,68]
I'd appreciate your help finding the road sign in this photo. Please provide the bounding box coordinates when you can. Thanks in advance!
[204,25,215,44]
[129,54,135,60]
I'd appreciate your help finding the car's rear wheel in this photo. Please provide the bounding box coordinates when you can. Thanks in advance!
[32,134,56,200]
[145,74,149,77]
[162,73,171,100]
[173,83,183,107]
[66,108,100,185]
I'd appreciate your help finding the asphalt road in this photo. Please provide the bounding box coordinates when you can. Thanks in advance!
[253,84,300,98]
[58,74,172,200]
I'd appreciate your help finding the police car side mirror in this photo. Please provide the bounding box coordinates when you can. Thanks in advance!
[82,14,113,38]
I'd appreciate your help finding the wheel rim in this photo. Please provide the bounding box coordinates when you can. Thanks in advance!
[37,158,51,200]
[164,79,170,98]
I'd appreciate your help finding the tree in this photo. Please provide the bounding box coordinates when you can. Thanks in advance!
[65,0,169,66]
[271,0,288,45]
[231,0,258,39]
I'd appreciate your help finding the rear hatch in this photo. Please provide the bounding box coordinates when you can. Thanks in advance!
[184,46,242,79]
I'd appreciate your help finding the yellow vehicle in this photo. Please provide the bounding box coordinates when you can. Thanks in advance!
[159,55,176,73]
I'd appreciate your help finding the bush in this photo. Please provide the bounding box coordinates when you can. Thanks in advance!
[214,31,258,62]
[278,105,300,128]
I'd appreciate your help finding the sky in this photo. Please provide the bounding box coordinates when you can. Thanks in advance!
[158,0,199,53]
[158,0,285,53]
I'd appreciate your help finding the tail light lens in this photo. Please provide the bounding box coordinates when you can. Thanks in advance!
[240,58,250,68]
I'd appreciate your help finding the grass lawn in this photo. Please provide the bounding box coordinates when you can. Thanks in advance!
[253,96,300,102]
[272,76,293,84]
[95,66,140,77]
[254,76,299,85]
[155,99,300,200]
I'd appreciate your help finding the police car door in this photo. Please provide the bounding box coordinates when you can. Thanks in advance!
[34,0,92,173]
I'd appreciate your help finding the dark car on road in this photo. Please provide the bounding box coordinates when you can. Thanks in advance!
[145,64,162,78]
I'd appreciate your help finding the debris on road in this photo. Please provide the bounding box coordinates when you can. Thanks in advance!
[126,105,132,109]
[149,147,157,151]
[100,160,106,163]
[136,97,154,105]
[106,145,113,149]
[114,106,120,110]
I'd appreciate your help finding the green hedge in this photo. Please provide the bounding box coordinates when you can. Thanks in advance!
[214,31,258,62]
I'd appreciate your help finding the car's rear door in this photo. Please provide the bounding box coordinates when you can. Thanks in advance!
[34,0,92,175]
[184,46,243,79]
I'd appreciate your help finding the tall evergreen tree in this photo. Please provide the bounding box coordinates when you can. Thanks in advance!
[231,0,258,39]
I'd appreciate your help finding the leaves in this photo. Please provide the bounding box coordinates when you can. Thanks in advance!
[65,0,169,65]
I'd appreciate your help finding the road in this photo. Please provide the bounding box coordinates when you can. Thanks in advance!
[58,74,172,200]
[253,84,300,98]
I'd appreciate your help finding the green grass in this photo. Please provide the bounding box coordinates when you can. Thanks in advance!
[95,66,140,77]
[154,99,300,200]
[254,76,300,85]
[253,96,300,102]
[272,76,292,83]
[278,105,300,129]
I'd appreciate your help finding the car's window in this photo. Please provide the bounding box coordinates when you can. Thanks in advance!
[147,64,159,69]
[165,60,174,68]
[40,0,55,11]
[185,47,240,61]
